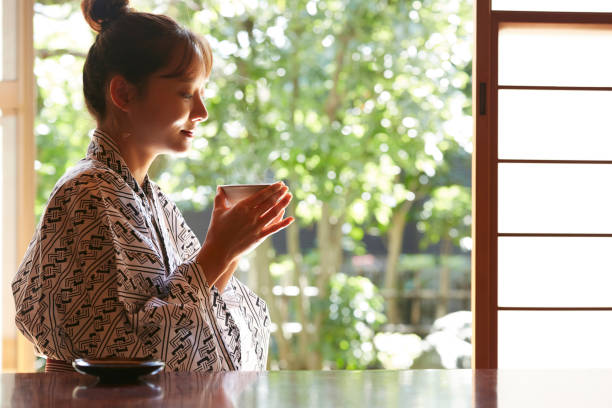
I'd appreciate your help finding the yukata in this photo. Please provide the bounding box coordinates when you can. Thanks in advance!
[12,129,270,371]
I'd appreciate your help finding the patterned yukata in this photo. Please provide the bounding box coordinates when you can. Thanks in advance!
[12,129,270,371]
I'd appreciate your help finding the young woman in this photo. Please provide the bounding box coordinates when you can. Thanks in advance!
[12,0,293,372]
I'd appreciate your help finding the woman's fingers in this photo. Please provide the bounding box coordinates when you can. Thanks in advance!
[255,187,288,211]
[263,208,285,227]
[214,187,229,209]
[259,193,292,226]
[247,182,285,207]
[273,209,285,223]
[260,216,295,238]
[257,187,289,212]
[209,181,294,258]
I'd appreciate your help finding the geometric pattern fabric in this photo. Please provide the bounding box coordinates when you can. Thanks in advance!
[13,129,270,371]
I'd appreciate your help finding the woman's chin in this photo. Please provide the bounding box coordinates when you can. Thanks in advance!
[160,141,191,157]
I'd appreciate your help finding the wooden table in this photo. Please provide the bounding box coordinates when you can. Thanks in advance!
[4,369,612,407]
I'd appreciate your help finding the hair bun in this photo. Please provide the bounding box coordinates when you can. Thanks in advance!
[81,0,131,33]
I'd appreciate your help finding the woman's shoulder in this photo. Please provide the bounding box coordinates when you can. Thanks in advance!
[47,158,133,204]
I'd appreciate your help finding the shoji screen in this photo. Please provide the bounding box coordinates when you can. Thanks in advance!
[472,0,612,368]
[487,10,612,368]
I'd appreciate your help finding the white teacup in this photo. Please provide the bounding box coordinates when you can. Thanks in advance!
[219,184,272,206]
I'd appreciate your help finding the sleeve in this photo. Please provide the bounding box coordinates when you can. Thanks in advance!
[153,187,271,370]
[12,173,247,371]
[219,277,271,370]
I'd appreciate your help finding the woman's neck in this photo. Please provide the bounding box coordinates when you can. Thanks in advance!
[97,125,156,187]
[115,138,156,186]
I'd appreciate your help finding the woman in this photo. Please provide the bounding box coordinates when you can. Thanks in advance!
[12,0,293,372]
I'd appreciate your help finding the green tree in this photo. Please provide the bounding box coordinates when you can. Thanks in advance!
[417,185,471,317]
[34,0,472,369]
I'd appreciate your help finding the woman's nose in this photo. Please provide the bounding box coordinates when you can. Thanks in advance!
[191,94,208,123]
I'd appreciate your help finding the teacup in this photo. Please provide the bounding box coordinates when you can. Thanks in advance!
[218,183,279,254]
[219,184,272,206]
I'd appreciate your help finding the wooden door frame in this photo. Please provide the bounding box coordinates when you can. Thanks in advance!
[473,1,612,368]
[472,0,496,369]
[0,0,35,372]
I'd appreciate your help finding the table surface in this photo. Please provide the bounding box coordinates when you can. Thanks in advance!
[3,369,612,407]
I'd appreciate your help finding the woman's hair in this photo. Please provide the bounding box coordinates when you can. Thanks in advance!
[81,0,213,120]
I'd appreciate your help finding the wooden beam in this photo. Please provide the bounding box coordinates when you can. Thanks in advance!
[0,81,18,110]
[15,0,35,373]
[472,0,497,369]
[492,10,612,23]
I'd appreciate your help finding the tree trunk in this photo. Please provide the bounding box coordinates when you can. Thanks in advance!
[410,268,421,328]
[253,239,292,368]
[436,238,453,319]
[311,203,344,368]
[286,200,313,369]
[316,203,343,292]
[324,33,351,123]
[383,199,412,324]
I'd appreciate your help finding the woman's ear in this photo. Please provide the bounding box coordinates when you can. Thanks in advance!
[108,75,137,113]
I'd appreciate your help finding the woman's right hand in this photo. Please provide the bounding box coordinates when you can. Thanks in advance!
[196,182,294,286]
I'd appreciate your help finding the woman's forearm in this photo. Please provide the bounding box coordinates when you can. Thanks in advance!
[196,241,231,288]
[215,259,239,292]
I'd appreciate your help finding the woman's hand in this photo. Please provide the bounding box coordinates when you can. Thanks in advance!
[196,182,294,287]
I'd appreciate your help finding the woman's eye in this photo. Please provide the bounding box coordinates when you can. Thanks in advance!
[181,92,194,99]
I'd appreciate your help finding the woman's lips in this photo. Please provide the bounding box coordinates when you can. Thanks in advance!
[181,130,194,137]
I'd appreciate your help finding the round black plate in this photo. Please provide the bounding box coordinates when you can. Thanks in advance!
[73,358,165,384]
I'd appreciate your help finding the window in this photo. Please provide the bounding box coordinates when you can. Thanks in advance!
[34,1,473,371]
[0,0,35,372]
[474,2,612,368]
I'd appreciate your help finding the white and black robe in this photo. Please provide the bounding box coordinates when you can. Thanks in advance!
[12,129,270,371]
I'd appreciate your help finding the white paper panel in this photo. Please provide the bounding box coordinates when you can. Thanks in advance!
[499,237,612,307]
[498,163,612,233]
[497,371,612,408]
[493,0,612,12]
[499,311,612,368]
[499,90,612,160]
[499,24,612,87]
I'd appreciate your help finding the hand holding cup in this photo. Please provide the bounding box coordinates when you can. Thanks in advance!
[196,182,294,286]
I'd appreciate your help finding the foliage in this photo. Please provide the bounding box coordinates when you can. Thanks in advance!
[33,0,473,369]
[417,184,471,249]
[319,273,386,369]
[34,3,95,219]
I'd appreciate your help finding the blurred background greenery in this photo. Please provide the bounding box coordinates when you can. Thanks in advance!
[33,0,472,370]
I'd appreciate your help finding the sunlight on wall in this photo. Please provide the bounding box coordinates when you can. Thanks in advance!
[0,109,4,368]
[0,0,3,80]
[0,0,4,370]
[0,113,18,372]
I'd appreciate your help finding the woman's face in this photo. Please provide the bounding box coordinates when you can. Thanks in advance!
[127,59,209,155]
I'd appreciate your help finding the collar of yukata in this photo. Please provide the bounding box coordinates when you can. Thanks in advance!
[87,128,153,198]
